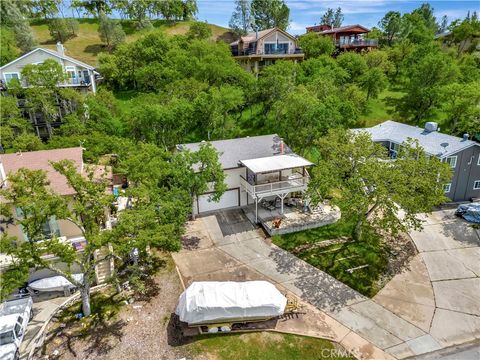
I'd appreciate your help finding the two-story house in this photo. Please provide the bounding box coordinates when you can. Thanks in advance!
[356,121,480,202]
[306,24,378,52]
[0,147,114,285]
[230,28,304,74]
[0,43,100,138]
[0,43,98,93]
[178,134,312,219]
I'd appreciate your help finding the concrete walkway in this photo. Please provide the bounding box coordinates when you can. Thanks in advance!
[175,216,399,359]
[374,209,480,358]
[19,296,68,359]
[174,212,480,359]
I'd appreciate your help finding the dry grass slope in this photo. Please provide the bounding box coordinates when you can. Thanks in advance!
[30,19,235,65]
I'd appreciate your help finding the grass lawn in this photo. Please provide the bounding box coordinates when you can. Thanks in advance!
[30,19,233,65]
[359,88,406,127]
[272,219,388,297]
[190,332,354,360]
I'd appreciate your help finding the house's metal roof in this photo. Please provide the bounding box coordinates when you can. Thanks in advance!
[179,134,293,169]
[306,24,370,34]
[354,120,479,157]
[240,154,313,173]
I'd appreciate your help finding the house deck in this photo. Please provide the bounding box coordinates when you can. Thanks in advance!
[243,203,341,236]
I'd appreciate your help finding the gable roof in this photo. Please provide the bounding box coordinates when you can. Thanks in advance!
[306,24,370,34]
[354,120,479,157]
[0,47,95,71]
[230,28,296,46]
[0,147,83,196]
[178,134,294,169]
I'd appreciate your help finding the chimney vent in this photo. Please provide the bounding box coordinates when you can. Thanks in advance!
[424,122,438,132]
[56,42,65,56]
[463,133,469,141]
[280,139,284,155]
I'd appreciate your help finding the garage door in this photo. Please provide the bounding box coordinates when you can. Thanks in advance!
[198,189,240,213]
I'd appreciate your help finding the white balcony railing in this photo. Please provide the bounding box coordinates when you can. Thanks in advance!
[240,173,309,199]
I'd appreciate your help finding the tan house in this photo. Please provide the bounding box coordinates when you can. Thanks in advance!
[0,147,114,284]
[230,28,304,73]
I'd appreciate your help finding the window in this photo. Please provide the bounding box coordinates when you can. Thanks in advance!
[15,207,60,240]
[3,72,20,84]
[0,331,14,345]
[264,42,288,54]
[14,322,22,338]
[474,180,480,190]
[443,183,451,193]
[445,156,457,168]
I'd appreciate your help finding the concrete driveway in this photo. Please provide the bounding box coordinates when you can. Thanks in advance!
[374,209,480,357]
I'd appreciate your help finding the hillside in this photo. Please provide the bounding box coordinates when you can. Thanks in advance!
[30,19,236,65]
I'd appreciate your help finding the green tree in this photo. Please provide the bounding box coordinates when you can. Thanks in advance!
[186,21,212,40]
[28,0,62,19]
[229,0,252,35]
[378,11,402,46]
[0,27,19,66]
[398,52,459,124]
[48,18,79,43]
[298,32,335,58]
[195,85,245,139]
[320,7,343,27]
[0,163,111,315]
[0,0,37,52]
[321,8,334,27]
[359,67,388,101]
[440,82,480,132]
[333,7,343,27]
[412,3,438,34]
[98,12,126,51]
[251,0,289,30]
[308,129,451,241]
[337,52,368,82]
[172,143,227,219]
[271,85,325,154]
[71,0,112,17]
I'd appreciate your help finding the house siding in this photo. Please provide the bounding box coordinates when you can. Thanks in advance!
[450,146,480,201]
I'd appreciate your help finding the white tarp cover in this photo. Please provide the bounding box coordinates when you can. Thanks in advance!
[28,274,83,292]
[175,281,287,325]
[240,154,313,174]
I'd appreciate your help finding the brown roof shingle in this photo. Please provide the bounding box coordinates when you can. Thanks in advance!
[0,147,83,196]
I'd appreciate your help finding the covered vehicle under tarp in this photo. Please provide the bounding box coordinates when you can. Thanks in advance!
[175,281,287,325]
[455,203,480,223]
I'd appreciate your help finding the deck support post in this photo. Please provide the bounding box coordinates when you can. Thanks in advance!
[255,197,258,223]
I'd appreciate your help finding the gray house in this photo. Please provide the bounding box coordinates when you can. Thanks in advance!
[357,120,480,202]
[0,43,98,94]
[178,134,313,220]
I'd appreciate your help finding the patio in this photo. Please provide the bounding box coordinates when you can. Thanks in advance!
[243,202,341,236]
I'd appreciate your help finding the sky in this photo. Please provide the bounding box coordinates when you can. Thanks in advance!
[195,0,480,34]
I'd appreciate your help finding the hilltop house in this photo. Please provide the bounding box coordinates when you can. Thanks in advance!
[306,24,378,51]
[356,121,480,202]
[0,43,99,138]
[0,147,114,285]
[0,43,98,93]
[178,135,312,219]
[230,28,304,73]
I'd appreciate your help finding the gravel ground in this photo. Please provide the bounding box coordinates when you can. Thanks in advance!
[38,257,194,360]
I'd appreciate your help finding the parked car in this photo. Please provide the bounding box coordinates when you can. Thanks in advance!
[455,203,480,223]
[0,297,33,360]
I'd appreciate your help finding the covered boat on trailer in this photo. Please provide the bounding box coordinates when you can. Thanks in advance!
[175,281,287,333]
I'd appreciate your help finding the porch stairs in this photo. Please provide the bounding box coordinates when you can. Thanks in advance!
[94,245,114,284]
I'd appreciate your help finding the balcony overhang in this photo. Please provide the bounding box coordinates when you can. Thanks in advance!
[239,154,313,174]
